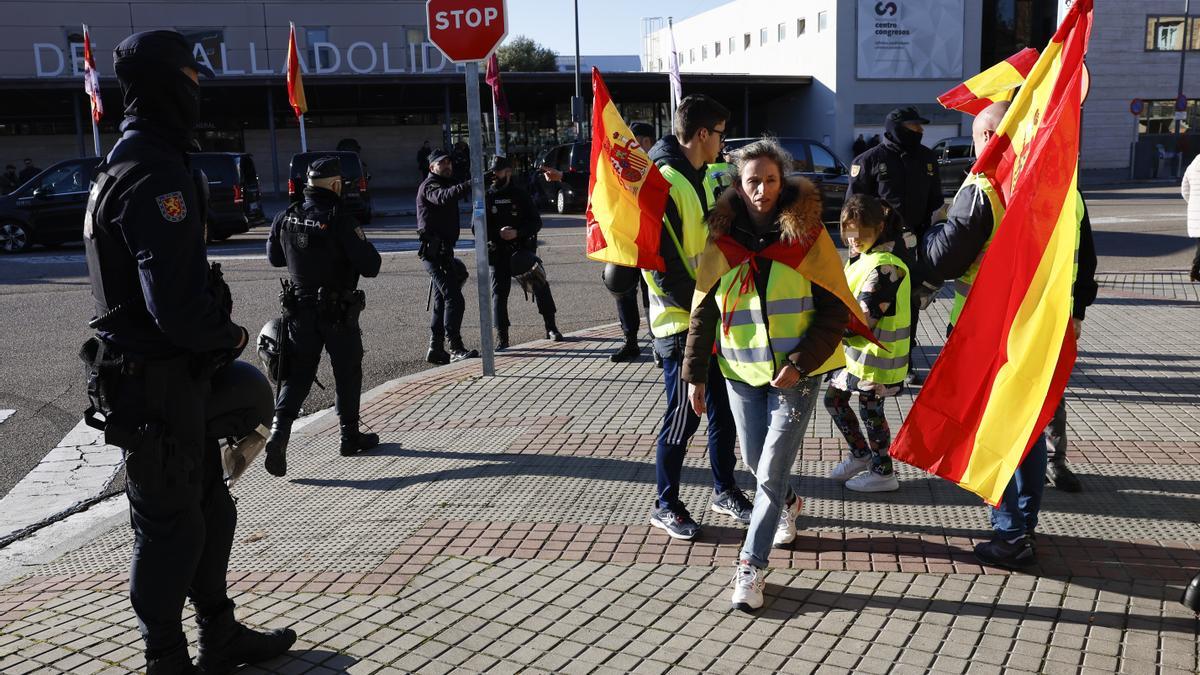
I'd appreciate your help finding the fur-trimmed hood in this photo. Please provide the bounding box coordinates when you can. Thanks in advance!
[706,176,824,246]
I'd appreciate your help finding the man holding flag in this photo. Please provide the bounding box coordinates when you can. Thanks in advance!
[895,0,1096,569]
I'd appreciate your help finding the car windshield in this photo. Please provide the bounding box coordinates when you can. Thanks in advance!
[190,155,239,185]
[33,163,89,194]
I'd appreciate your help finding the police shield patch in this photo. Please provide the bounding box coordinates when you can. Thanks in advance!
[156,192,187,222]
[295,232,308,249]
[354,226,366,241]
[850,164,861,178]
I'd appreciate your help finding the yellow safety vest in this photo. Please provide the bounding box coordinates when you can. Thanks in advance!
[950,172,1004,326]
[843,250,911,385]
[713,259,845,387]
[643,164,717,338]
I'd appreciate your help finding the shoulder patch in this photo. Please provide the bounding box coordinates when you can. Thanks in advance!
[354,226,366,241]
[155,192,187,222]
[850,164,861,178]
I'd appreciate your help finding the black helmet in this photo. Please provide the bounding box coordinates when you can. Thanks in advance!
[509,248,541,277]
[450,257,470,288]
[1184,572,1200,613]
[602,263,641,297]
[511,249,548,294]
[257,318,284,384]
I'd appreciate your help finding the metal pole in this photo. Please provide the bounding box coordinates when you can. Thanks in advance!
[299,114,308,153]
[465,61,496,376]
[73,94,86,158]
[267,89,280,196]
[91,116,102,157]
[573,0,582,135]
[1177,0,1191,176]
[443,84,453,149]
[492,95,503,156]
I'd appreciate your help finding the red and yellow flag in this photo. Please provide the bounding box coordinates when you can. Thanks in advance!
[585,68,671,272]
[286,22,308,119]
[938,47,1039,116]
[891,0,1093,506]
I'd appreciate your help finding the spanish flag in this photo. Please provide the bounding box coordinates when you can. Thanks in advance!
[938,48,1039,116]
[585,68,671,272]
[891,0,1093,506]
[286,22,307,119]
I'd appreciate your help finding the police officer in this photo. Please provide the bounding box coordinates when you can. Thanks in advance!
[486,155,562,349]
[418,149,479,363]
[263,157,382,476]
[81,30,295,673]
[848,106,944,384]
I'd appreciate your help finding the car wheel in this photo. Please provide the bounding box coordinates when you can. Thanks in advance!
[555,189,568,215]
[0,221,32,253]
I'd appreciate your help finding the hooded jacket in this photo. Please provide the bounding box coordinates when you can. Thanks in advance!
[646,135,711,324]
[847,116,943,238]
[682,177,850,384]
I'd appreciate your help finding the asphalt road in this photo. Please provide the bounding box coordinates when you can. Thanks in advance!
[0,184,1193,498]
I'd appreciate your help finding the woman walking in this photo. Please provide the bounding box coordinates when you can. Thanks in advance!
[682,139,874,611]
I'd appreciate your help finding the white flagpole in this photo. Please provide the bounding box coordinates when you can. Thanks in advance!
[299,114,308,152]
[91,117,102,157]
[491,95,503,156]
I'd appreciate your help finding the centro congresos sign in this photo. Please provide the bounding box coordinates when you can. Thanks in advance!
[856,0,964,80]
[30,39,457,78]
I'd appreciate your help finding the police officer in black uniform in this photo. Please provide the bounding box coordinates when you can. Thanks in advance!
[486,155,562,349]
[847,106,944,384]
[263,157,382,476]
[80,30,295,674]
[417,149,479,363]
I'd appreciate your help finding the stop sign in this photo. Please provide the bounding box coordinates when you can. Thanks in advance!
[426,0,508,63]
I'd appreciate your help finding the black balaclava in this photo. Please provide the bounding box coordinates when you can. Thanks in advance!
[114,59,200,148]
[884,115,923,151]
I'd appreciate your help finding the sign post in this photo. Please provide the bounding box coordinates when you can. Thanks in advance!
[427,0,508,377]
[1130,98,1144,180]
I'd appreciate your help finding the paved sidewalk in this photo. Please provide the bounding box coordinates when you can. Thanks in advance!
[1,272,1198,674]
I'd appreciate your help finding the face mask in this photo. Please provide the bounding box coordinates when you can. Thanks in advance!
[169,72,201,131]
[893,124,923,149]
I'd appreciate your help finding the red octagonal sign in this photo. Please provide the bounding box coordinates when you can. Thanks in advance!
[426,0,508,63]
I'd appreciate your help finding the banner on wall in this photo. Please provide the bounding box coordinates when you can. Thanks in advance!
[856,0,964,80]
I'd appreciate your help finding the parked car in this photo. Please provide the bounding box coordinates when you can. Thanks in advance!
[0,156,102,253]
[722,137,849,223]
[535,141,590,214]
[288,151,373,223]
[189,152,266,241]
[931,136,976,194]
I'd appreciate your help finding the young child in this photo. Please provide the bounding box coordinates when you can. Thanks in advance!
[824,194,911,492]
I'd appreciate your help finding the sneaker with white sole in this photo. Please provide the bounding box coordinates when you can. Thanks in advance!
[830,455,871,482]
[773,496,803,546]
[845,470,900,492]
[649,505,701,540]
[730,561,766,612]
[711,489,754,525]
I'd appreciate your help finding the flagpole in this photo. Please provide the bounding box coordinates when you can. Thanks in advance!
[491,96,503,156]
[299,114,308,152]
[91,117,102,157]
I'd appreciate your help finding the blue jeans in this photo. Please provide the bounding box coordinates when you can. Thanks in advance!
[726,375,820,568]
[654,333,738,511]
[990,399,1060,538]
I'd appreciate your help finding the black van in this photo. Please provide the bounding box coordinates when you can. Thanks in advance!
[535,142,591,214]
[0,157,102,253]
[189,152,266,241]
[287,151,373,223]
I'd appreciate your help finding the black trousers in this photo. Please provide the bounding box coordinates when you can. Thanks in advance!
[615,275,650,336]
[275,304,364,423]
[423,256,466,343]
[121,359,272,655]
[490,256,556,330]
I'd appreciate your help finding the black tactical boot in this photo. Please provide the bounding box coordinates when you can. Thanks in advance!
[610,332,641,362]
[545,315,564,342]
[339,420,380,457]
[496,328,510,351]
[263,416,292,478]
[426,336,451,365]
[1046,456,1082,492]
[448,339,479,362]
[146,643,198,675]
[196,604,296,674]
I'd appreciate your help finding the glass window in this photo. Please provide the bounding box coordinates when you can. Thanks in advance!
[729,36,735,54]
[714,41,721,57]
[34,162,90,194]
[689,48,695,63]
[744,33,751,49]
[931,140,946,157]
[778,23,786,41]
[797,18,807,36]
[818,11,829,32]
[946,142,973,160]
[760,28,768,45]
[179,29,225,70]
[702,45,708,60]
[810,144,840,174]
[306,27,331,69]
[1147,16,1186,51]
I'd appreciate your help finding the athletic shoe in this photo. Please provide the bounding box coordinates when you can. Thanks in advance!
[973,535,1036,569]
[546,328,564,342]
[649,506,700,540]
[773,496,803,546]
[1046,458,1082,492]
[906,369,923,386]
[830,455,871,482]
[845,470,900,493]
[449,347,479,362]
[730,561,766,612]
[711,489,754,525]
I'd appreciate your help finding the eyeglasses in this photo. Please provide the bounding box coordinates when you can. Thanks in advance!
[706,127,727,142]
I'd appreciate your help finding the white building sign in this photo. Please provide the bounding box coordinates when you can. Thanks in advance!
[856,0,964,80]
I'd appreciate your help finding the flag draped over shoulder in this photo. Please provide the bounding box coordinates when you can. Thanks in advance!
[938,47,1039,116]
[286,23,307,118]
[485,53,509,120]
[82,25,103,124]
[891,0,1093,506]
[691,227,879,346]
[585,68,671,272]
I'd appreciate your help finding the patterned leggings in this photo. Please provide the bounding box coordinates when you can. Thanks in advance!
[823,386,893,473]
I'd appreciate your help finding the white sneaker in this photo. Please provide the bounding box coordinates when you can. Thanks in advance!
[845,470,900,492]
[773,496,803,546]
[730,562,765,612]
[830,455,871,482]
